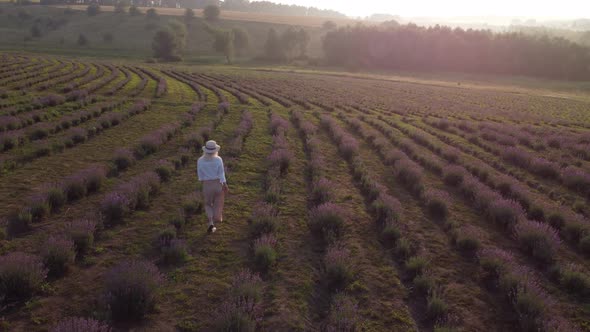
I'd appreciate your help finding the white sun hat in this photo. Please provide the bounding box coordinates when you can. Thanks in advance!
[202,140,221,154]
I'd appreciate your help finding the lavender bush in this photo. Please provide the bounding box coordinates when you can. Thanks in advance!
[66,219,96,255]
[309,203,345,240]
[155,159,174,182]
[50,317,111,332]
[6,209,32,237]
[559,264,590,296]
[28,193,50,221]
[0,252,47,301]
[515,219,560,263]
[100,192,131,225]
[253,234,277,272]
[485,199,525,228]
[324,245,354,290]
[161,239,188,265]
[250,203,278,236]
[326,293,359,332]
[561,166,590,196]
[371,193,402,225]
[112,148,135,171]
[81,166,107,193]
[41,235,76,277]
[63,173,88,201]
[104,260,163,321]
[423,189,451,221]
[311,178,335,205]
[452,225,482,254]
[443,165,466,187]
[268,148,293,175]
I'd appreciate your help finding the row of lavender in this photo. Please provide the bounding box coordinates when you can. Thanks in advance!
[430,117,590,162]
[377,115,590,255]
[321,113,454,328]
[0,99,149,173]
[426,117,590,201]
[2,100,202,238]
[290,111,362,331]
[345,113,586,330]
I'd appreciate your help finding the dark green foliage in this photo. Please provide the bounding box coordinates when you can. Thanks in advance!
[86,3,100,16]
[103,32,114,43]
[41,236,75,277]
[6,210,32,237]
[77,33,88,46]
[413,274,435,295]
[203,5,220,21]
[405,256,427,279]
[129,5,142,16]
[380,223,400,247]
[253,245,276,272]
[146,8,158,20]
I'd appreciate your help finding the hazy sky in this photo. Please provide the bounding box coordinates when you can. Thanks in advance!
[272,0,589,18]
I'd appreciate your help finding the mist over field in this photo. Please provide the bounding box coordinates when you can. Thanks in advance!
[0,0,589,331]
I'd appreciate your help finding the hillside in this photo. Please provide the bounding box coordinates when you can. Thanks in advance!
[0,4,336,61]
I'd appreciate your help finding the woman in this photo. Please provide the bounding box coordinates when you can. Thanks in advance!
[197,140,229,233]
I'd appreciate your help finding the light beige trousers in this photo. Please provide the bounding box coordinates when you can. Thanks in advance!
[202,180,224,225]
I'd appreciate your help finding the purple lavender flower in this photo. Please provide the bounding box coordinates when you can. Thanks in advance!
[104,260,164,321]
[327,293,359,332]
[309,203,346,239]
[0,252,47,300]
[100,192,131,225]
[485,198,525,228]
[514,219,560,263]
[50,317,111,332]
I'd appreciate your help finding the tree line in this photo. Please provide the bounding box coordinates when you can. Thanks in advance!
[322,24,590,81]
[37,0,345,18]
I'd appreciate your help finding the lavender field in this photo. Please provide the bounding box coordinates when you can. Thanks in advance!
[0,53,589,331]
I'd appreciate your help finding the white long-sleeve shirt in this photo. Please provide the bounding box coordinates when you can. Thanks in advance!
[197,156,227,184]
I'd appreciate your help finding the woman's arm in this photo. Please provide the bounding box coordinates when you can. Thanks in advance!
[218,158,228,193]
[218,158,227,184]
[197,159,204,181]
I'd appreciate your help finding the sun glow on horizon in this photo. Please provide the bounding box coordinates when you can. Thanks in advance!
[271,0,589,19]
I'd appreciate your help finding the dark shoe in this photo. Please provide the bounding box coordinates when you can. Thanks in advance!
[207,225,217,233]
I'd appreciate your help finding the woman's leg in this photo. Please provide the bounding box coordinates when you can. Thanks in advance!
[202,183,215,226]
[213,185,225,223]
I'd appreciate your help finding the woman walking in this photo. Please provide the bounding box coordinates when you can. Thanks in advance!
[197,140,229,233]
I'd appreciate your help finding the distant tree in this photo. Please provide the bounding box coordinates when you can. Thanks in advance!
[17,9,31,20]
[323,20,337,30]
[281,27,309,60]
[184,8,195,24]
[146,8,159,20]
[30,24,42,38]
[152,28,178,60]
[114,1,128,14]
[295,28,310,58]
[77,33,88,46]
[129,5,142,16]
[205,24,234,64]
[380,20,400,28]
[203,4,220,21]
[152,22,185,61]
[168,20,187,53]
[264,28,284,62]
[86,3,101,16]
[232,27,249,54]
[103,32,114,43]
